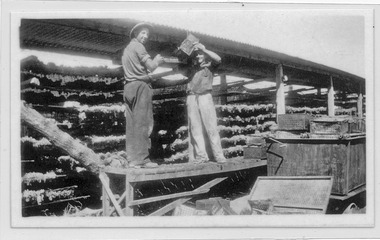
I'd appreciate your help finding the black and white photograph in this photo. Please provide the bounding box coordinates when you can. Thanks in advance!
[1,1,379,239]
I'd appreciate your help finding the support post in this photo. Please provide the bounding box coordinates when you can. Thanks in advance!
[357,84,363,118]
[124,180,135,216]
[220,74,227,105]
[327,76,335,117]
[101,171,110,216]
[276,64,285,121]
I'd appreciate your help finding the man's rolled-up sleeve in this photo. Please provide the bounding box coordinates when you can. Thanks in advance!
[135,43,151,63]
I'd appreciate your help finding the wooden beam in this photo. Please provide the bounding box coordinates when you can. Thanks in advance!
[276,64,286,118]
[220,74,227,104]
[129,189,209,207]
[328,76,335,116]
[149,198,192,216]
[127,177,227,207]
[219,64,275,80]
[357,83,363,118]
[146,177,227,216]
[317,88,322,97]
[102,170,111,216]
[21,104,103,174]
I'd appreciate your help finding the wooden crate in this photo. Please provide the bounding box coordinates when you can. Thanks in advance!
[277,114,312,131]
[310,116,365,135]
[265,137,366,196]
[244,136,267,159]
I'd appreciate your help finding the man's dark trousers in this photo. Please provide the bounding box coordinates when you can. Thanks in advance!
[123,81,153,165]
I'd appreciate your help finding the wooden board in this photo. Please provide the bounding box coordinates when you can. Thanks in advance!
[103,157,267,182]
[249,176,333,214]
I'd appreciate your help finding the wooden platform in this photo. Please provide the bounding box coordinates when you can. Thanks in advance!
[100,157,267,216]
[103,157,267,182]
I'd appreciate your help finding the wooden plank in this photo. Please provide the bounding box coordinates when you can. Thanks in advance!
[273,204,324,211]
[148,198,192,216]
[134,161,266,181]
[127,177,227,207]
[103,158,267,182]
[128,158,261,174]
[129,189,209,207]
[99,172,125,216]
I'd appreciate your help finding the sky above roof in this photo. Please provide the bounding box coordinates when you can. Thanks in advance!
[124,9,367,78]
[21,8,368,80]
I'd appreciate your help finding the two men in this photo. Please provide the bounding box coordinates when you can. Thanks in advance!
[122,22,226,168]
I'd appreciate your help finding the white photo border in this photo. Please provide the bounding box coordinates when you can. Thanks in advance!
[1,1,379,239]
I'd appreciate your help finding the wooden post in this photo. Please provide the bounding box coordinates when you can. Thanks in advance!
[220,74,227,105]
[276,64,286,120]
[327,76,335,117]
[357,84,363,118]
[124,180,135,216]
[102,170,111,216]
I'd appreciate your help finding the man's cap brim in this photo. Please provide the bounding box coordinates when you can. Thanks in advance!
[129,22,154,39]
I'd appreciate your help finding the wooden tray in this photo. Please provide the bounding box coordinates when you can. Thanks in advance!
[249,176,333,214]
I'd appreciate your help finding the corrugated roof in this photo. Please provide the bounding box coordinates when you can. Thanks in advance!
[19,18,365,94]
[147,20,364,83]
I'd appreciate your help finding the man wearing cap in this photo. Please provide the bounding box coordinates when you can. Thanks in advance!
[185,41,227,164]
[122,22,164,168]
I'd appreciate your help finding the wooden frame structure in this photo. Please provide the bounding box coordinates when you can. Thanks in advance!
[100,158,266,216]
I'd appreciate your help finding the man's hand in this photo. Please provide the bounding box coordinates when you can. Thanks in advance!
[146,54,164,72]
[153,54,164,66]
[193,43,206,52]
[193,42,221,63]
